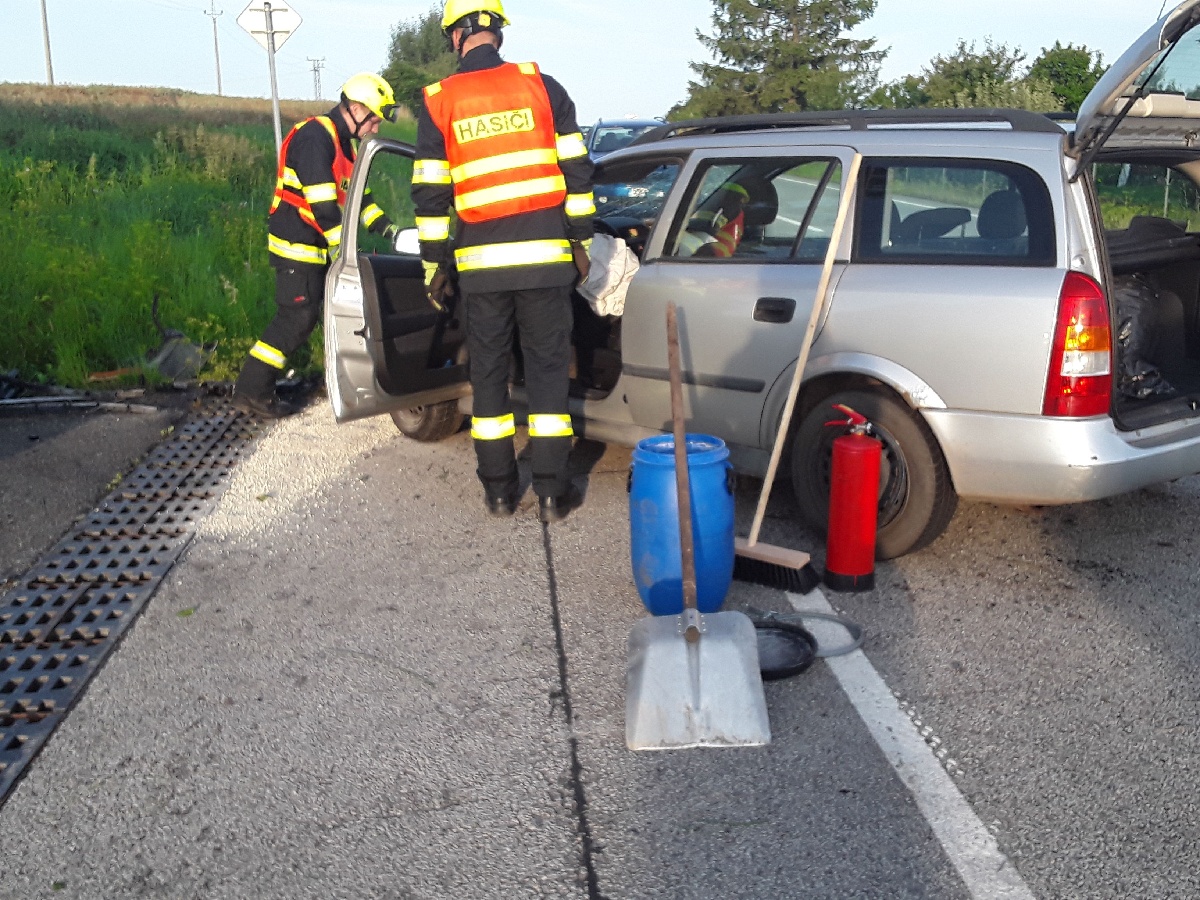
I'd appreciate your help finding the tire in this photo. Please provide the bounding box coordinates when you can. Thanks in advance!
[389,401,463,442]
[791,389,957,560]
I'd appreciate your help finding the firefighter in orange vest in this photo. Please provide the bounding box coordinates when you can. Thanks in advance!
[233,73,401,418]
[683,182,747,258]
[413,0,595,522]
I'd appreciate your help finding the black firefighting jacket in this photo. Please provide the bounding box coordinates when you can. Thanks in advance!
[412,44,595,292]
[268,106,393,268]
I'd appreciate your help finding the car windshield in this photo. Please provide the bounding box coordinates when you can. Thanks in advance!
[593,160,681,221]
[591,125,658,155]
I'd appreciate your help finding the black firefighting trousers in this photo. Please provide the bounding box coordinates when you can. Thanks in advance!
[465,284,574,501]
[234,263,326,402]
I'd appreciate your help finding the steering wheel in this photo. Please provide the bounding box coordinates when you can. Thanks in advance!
[595,216,650,257]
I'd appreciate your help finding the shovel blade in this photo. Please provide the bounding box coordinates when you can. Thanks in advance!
[626,610,771,750]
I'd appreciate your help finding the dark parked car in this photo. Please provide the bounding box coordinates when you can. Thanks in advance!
[586,118,663,161]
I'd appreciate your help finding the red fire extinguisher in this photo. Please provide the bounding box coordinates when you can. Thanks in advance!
[823,403,881,592]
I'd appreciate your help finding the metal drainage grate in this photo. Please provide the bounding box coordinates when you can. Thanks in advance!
[0,399,261,802]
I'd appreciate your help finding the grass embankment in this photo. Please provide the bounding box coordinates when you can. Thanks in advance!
[0,83,415,388]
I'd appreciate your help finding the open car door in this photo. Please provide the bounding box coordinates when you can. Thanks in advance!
[323,137,470,424]
[1072,0,1200,170]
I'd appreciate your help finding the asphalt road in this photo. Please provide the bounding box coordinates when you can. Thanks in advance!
[0,401,187,587]
[1,399,1198,899]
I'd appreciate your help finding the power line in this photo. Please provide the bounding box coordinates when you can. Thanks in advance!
[307,56,325,100]
[205,1,224,96]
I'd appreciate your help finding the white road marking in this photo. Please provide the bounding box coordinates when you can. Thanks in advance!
[787,588,1036,900]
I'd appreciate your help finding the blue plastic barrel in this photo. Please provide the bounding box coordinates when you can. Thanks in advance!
[629,433,735,615]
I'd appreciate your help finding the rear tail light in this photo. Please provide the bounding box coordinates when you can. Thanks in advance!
[1042,272,1112,417]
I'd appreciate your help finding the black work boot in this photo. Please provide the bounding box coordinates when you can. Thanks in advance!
[233,357,296,419]
[538,485,582,524]
[485,492,517,517]
[232,393,298,419]
[481,472,519,518]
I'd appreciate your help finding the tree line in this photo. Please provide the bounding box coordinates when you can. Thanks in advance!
[383,1,1108,120]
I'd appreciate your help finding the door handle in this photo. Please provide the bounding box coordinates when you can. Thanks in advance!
[754,297,796,324]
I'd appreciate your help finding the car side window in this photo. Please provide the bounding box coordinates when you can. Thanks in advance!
[855,159,1055,265]
[357,149,417,254]
[1092,162,1200,230]
[665,157,842,261]
[791,161,842,262]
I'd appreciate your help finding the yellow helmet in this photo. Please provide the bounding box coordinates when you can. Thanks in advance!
[340,73,398,122]
[441,0,509,32]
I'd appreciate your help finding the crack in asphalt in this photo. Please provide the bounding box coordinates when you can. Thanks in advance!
[541,521,605,900]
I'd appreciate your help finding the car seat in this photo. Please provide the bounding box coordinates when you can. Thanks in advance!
[741,176,779,239]
[893,206,972,243]
[976,190,1028,242]
[594,132,625,154]
[691,176,779,258]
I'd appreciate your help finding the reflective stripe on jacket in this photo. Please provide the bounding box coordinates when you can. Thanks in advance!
[422,62,566,224]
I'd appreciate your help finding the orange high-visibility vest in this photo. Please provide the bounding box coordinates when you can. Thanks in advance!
[269,116,354,234]
[424,62,567,223]
[711,210,745,257]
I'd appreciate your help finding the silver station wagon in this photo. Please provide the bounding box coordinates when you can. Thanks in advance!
[324,0,1200,558]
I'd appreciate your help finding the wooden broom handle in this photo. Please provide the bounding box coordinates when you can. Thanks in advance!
[666,302,699,623]
[747,153,863,547]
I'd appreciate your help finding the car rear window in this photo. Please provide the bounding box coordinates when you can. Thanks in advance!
[590,125,658,155]
[855,159,1055,266]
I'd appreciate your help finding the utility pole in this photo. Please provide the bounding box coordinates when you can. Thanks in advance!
[39,0,55,86]
[205,2,224,96]
[307,57,325,101]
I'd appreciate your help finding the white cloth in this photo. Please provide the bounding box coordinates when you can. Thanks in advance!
[578,233,639,317]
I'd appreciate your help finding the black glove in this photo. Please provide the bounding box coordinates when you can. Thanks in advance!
[570,239,591,283]
[423,261,454,313]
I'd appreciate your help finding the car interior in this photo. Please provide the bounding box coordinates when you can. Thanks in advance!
[856,160,1055,264]
[1096,156,1200,418]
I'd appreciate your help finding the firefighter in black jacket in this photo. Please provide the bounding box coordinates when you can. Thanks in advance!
[233,73,402,418]
[412,0,595,522]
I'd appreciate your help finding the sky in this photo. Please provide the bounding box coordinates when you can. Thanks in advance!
[0,0,1177,125]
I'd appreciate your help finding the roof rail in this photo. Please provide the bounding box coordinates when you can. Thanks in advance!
[629,108,1066,147]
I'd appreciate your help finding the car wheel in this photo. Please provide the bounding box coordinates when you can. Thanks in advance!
[389,401,462,442]
[791,389,957,559]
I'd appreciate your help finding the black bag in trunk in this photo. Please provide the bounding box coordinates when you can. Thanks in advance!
[1113,272,1176,400]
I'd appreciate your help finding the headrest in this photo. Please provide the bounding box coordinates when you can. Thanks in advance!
[595,133,624,153]
[739,175,778,228]
[977,190,1027,240]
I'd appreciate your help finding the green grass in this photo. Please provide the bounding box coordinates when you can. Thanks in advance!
[0,84,415,389]
[1094,186,1200,231]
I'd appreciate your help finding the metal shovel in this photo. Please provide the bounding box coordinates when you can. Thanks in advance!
[625,302,771,750]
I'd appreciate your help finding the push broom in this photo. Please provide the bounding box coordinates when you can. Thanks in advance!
[733,153,863,593]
